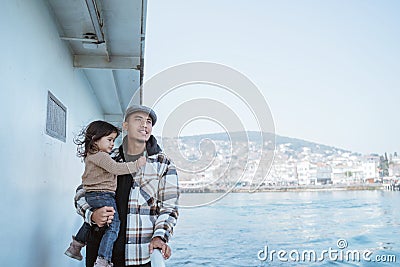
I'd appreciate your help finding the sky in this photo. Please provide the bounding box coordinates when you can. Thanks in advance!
[143,0,400,155]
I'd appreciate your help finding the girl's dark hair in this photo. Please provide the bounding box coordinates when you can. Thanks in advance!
[74,120,120,158]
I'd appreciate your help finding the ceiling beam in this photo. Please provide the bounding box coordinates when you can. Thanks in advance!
[111,70,124,114]
[73,55,140,69]
[84,0,104,43]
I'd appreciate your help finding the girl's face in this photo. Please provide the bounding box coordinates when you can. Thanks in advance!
[95,132,118,153]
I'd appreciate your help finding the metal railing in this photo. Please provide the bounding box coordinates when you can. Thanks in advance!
[150,249,165,267]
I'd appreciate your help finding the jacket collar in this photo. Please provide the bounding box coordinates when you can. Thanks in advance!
[118,135,162,161]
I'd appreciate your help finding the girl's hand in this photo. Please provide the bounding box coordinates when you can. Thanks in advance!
[137,156,147,167]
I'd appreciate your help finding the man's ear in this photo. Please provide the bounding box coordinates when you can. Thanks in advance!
[122,121,128,131]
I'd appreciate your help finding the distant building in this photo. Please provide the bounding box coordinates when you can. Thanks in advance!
[362,157,379,182]
[331,164,347,184]
[389,158,400,177]
[296,161,317,185]
[316,164,332,185]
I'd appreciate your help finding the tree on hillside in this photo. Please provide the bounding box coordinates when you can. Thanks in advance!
[378,153,389,177]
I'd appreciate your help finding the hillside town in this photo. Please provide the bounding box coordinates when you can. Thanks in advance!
[160,133,400,192]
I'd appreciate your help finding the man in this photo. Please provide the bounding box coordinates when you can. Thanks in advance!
[75,105,180,267]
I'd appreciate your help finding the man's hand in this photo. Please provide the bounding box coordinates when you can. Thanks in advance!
[91,206,115,227]
[149,237,171,259]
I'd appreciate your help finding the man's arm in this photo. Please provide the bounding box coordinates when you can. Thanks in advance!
[149,158,179,259]
[74,184,115,226]
[152,158,180,243]
[74,184,93,224]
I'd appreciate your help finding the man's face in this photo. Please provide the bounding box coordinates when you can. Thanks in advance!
[123,111,153,142]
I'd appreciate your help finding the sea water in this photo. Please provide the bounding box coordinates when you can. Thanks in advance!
[168,190,400,266]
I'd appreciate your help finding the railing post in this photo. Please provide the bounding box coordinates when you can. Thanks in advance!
[150,249,165,267]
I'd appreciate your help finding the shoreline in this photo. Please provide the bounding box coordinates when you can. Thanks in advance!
[180,184,385,193]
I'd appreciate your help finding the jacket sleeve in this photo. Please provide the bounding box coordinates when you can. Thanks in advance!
[152,158,180,242]
[74,184,94,225]
[89,152,140,175]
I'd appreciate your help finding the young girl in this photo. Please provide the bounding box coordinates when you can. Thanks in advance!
[65,120,146,267]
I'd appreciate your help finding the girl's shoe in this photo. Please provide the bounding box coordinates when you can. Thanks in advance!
[94,257,114,267]
[64,235,85,261]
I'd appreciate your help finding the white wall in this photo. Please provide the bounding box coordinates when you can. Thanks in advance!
[0,1,103,266]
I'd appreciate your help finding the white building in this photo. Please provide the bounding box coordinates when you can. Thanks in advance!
[315,164,332,185]
[331,164,347,184]
[362,159,379,182]
[389,158,400,177]
[296,161,317,185]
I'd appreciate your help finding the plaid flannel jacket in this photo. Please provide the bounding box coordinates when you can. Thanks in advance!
[75,136,179,266]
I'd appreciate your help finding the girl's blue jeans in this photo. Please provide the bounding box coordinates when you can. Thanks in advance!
[75,191,120,261]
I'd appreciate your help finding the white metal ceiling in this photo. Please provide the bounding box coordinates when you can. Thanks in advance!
[46,0,147,120]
